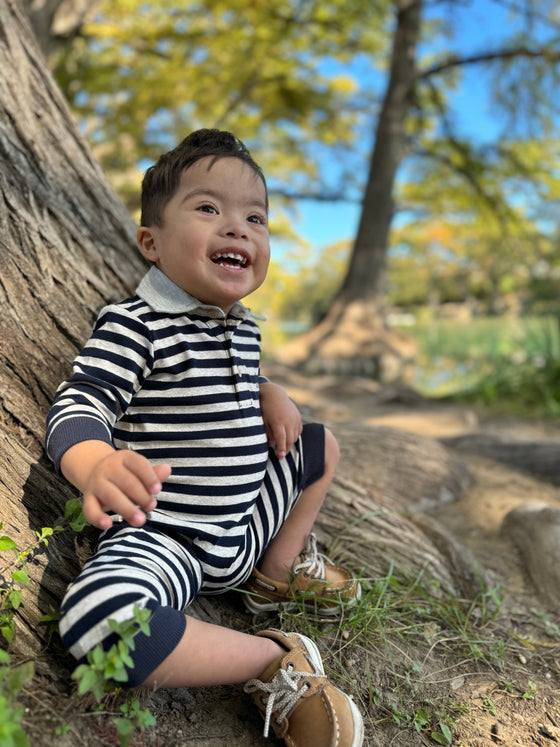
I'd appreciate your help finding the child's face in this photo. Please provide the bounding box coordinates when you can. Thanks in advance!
[137,156,270,313]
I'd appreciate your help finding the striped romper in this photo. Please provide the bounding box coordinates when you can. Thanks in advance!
[45,267,324,685]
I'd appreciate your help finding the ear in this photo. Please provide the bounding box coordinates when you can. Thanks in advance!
[137,226,159,262]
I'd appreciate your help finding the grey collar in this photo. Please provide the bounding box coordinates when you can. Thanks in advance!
[136,266,257,319]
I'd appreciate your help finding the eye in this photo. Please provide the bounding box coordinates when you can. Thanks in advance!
[248,213,266,225]
[197,204,218,214]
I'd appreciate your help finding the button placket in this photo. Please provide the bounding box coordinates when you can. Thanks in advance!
[224,323,249,406]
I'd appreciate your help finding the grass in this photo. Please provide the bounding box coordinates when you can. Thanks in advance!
[392,314,560,415]
[4,532,560,745]
[251,562,509,744]
[266,312,560,415]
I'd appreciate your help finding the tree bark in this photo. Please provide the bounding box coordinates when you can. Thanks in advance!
[276,0,421,379]
[339,0,421,305]
[0,0,145,656]
[0,0,146,451]
[21,0,97,58]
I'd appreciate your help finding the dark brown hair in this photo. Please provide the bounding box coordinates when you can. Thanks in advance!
[140,129,268,227]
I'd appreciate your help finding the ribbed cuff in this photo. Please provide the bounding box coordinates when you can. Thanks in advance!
[46,416,113,473]
[125,602,187,687]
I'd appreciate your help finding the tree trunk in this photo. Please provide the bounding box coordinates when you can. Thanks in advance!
[0,0,146,657]
[277,0,421,379]
[21,0,97,58]
[0,0,146,450]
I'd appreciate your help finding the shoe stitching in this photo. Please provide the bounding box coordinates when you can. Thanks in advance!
[322,686,340,746]
[253,576,278,592]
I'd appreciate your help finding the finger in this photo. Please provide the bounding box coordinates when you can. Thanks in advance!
[118,452,166,507]
[82,492,114,531]
[274,426,288,460]
[95,482,150,528]
[153,462,172,486]
[265,423,276,448]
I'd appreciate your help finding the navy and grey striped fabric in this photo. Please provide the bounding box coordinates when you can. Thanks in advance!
[46,268,325,679]
[46,267,271,559]
[56,432,316,683]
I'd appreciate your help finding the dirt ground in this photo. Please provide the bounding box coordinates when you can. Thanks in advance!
[18,366,560,746]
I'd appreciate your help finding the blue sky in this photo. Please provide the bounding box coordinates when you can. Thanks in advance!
[286,0,552,254]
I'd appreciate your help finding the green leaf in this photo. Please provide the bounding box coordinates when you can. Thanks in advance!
[0,536,17,552]
[0,649,11,665]
[64,499,87,532]
[136,708,156,730]
[0,618,15,644]
[7,661,35,694]
[11,569,30,586]
[90,644,107,668]
[39,612,60,624]
[440,723,453,742]
[431,722,453,745]
[8,590,23,610]
[76,667,102,697]
[113,717,134,747]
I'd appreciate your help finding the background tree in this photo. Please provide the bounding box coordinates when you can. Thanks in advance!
[24,0,560,380]
[283,0,560,376]
[49,0,383,214]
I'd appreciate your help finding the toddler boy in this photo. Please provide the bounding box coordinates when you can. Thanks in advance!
[46,129,363,746]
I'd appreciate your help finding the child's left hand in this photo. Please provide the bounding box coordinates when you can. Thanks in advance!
[259,381,302,459]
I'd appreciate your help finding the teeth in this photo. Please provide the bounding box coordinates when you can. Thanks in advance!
[212,252,247,266]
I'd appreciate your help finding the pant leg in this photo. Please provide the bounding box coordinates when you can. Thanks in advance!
[59,523,202,686]
[198,422,326,594]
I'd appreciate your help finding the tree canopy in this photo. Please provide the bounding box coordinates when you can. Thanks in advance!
[31,0,560,375]
[52,0,390,215]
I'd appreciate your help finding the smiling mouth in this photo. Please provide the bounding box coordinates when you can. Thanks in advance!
[211,252,248,268]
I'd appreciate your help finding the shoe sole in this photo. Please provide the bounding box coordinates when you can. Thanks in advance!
[293,633,364,747]
[243,583,362,617]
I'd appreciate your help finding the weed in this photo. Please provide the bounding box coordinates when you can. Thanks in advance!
[499,679,515,693]
[0,502,90,745]
[0,649,34,747]
[0,500,156,747]
[431,721,453,745]
[522,681,538,700]
[73,606,151,698]
[530,608,560,638]
[70,608,156,747]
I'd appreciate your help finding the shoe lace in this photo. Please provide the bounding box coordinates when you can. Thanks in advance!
[244,663,321,738]
[292,532,331,580]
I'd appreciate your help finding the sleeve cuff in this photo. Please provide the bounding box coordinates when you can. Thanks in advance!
[46,416,113,474]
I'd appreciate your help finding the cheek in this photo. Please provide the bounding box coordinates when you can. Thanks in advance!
[259,253,270,279]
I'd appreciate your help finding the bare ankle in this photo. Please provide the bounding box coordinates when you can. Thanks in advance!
[258,557,293,583]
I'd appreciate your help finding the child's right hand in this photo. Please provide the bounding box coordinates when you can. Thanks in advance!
[60,441,171,530]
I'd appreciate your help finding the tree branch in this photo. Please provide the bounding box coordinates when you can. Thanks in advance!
[418,45,560,81]
[269,187,359,203]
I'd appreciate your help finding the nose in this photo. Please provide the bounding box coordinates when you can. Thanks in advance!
[221,213,248,240]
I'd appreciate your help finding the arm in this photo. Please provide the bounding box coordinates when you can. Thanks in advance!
[60,440,171,530]
[259,381,302,460]
[47,303,168,529]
